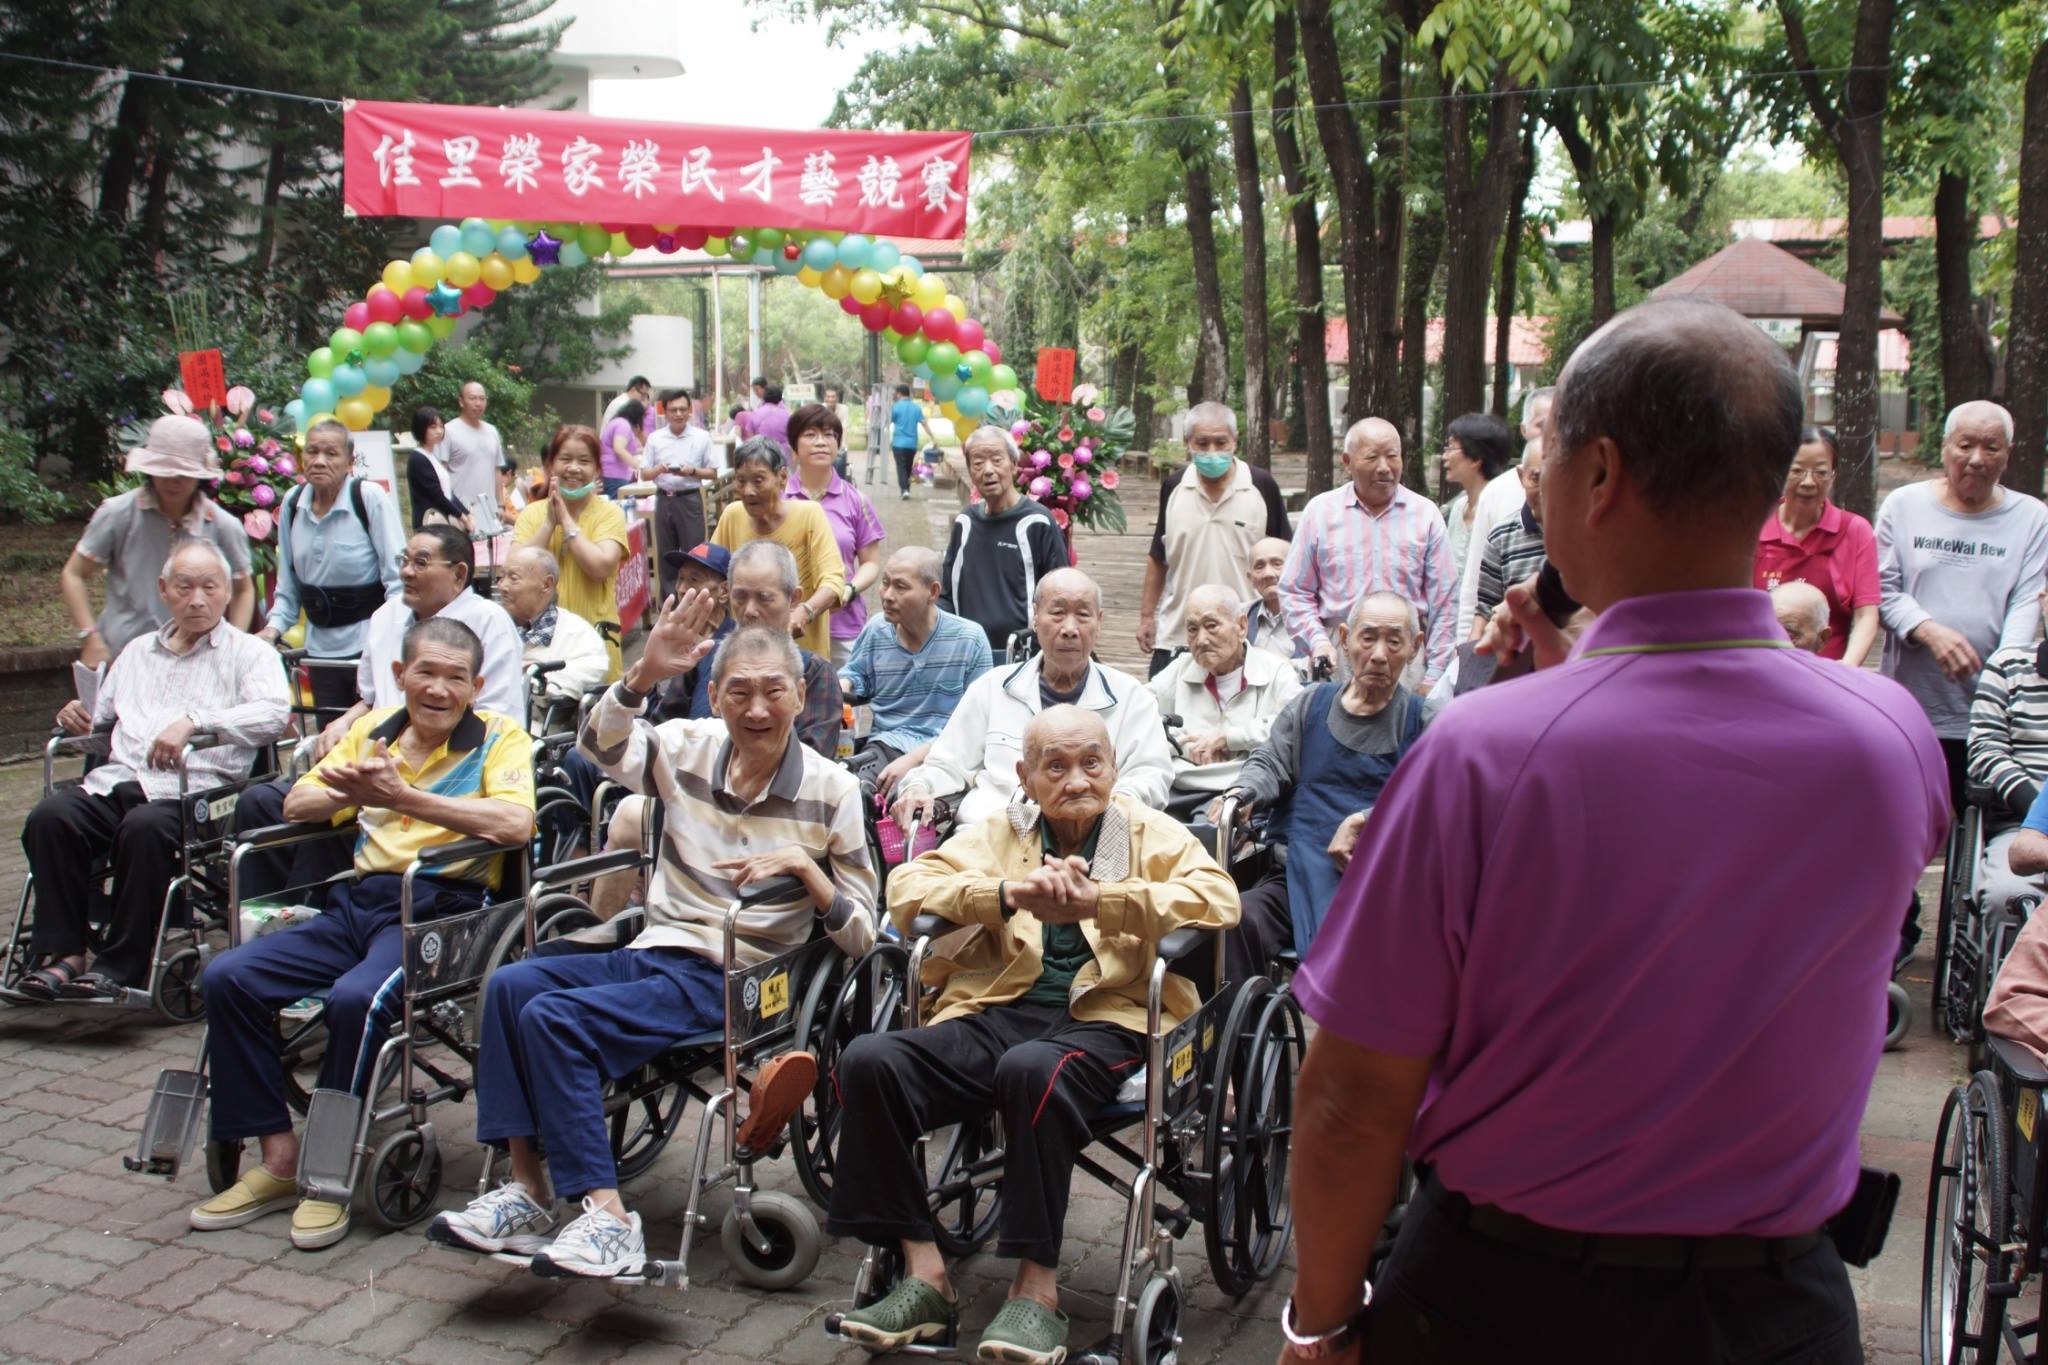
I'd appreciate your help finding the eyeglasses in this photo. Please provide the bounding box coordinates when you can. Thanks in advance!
[1788,464,1835,481]
[393,553,452,572]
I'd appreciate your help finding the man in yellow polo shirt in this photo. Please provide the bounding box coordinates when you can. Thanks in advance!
[188,616,534,1252]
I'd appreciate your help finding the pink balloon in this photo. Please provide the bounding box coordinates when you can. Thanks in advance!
[655,234,679,253]
[922,309,956,342]
[365,287,403,325]
[984,339,1003,365]
[342,301,371,331]
[954,318,985,352]
[840,294,865,316]
[401,287,433,320]
[891,302,923,335]
[861,300,893,332]
[676,227,709,250]
[463,281,497,309]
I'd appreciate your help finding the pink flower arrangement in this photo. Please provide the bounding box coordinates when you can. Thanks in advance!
[1029,475,1053,499]
[242,509,275,540]
[1000,385,1134,535]
[231,428,255,448]
[1071,478,1093,500]
[1057,453,1075,470]
[152,387,303,577]
[1086,406,1107,423]
[1100,469,1120,489]
[249,484,277,508]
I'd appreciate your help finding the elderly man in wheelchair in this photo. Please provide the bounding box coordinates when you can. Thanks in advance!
[187,617,534,1251]
[829,704,1237,1364]
[15,541,289,1004]
[426,597,878,1279]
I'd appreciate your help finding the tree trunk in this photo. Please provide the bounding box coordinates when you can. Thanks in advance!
[1400,206,1445,481]
[1438,70,1526,428]
[97,74,151,226]
[1229,74,1271,467]
[1369,38,1407,422]
[251,132,291,279]
[1272,10,1333,494]
[1178,148,1231,403]
[1297,0,1376,427]
[1934,168,1993,417]
[1491,118,1536,421]
[2011,40,2048,497]
[139,123,175,274]
[1551,117,1616,326]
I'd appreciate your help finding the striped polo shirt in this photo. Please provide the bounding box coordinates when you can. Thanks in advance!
[1968,643,2048,823]
[1473,505,1549,622]
[839,609,994,755]
[579,686,878,966]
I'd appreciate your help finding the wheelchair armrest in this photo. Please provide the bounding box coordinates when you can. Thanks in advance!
[532,846,647,887]
[908,913,952,940]
[528,659,568,679]
[414,836,525,869]
[1990,1033,2048,1088]
[1158,925,1218,964]
[240,820,354,851]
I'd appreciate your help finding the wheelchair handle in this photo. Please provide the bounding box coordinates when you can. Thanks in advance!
[526,659,568,679]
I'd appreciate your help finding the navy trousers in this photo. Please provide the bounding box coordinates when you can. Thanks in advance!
[202,873,482,1141]
[475,945,724,1200]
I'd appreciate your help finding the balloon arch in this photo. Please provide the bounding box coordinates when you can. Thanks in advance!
[298,101,1013,442]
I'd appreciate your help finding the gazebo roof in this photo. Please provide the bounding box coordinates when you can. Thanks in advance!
[1652,236,1903,328]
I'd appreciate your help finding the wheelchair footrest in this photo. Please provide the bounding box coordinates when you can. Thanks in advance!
[822,1312,963,1357]
[1069,1336,1126,1365]
[125,1069,207,1178]
[297,1088,364,1204]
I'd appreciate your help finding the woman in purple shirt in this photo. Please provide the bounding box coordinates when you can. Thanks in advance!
[785,403,885,669]
[598,400,643,498]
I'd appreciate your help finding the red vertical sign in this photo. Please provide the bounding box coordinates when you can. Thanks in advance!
[180,350,229,411]
[1035,348,1076,404]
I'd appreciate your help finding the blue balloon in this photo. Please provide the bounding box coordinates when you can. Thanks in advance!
[837,233,873,270]
[495,226,529,260]
[930,372,962,401]
[393,346,427,375]
[364,356,401,387]
[461,221,497,257]
[802,238,838,272]
[912,362,934,381]
[300,378,337,414]
[429,223,463,257]
[956,362,974,382]
[897,254,924,279]
[869,240,901,272]
[283,398,307,422]
[331,363,368,398]
[751,246,777,268]
[955,384,990,418]
[558,241,589,269]
[773,249,802,276]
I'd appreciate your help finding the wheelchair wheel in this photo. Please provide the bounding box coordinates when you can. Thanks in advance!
[479,893,601,995]
[1202,978,1302,1297]
[792,942,909,1209]
[1,880,33,993]
[532,790,591,868]
[606,1066,689,1184]
[929,1114,1004,1258]
[204,1139,244,1194]
[1126,1275,1185,1365]
[1884,979,1911,1052]
[721,1191,820,1291]
[365,1127,443,1230]
[1922,1074,2010,1365]
[152,946,205,1024]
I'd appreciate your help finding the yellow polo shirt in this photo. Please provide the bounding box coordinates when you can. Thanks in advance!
[300,705,534,888]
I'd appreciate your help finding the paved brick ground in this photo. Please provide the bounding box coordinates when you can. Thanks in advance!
[0,463,1964,1360]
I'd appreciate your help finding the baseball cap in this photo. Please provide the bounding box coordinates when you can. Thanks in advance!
[665,542,731,579]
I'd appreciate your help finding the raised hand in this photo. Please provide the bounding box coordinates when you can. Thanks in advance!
[627,588,719,691]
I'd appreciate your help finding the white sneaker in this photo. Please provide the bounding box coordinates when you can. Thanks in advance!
[426,1181,557,1255]
[529,1197,645,1278]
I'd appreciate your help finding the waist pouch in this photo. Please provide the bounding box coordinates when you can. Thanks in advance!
[301,581,385,629]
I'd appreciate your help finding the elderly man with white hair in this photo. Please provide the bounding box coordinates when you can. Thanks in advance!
[1151,582,1303,810]
[1278,417,1456,688]
[495,544,610,722]
[938,425,1070,660]
[1878,399,2048,809]
[1770,581,1832,655]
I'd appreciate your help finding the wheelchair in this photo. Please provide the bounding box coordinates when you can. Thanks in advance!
[123,822,559,1231]
[825,797,1302,1363]
[461,837,905,1291]
[1937,785,2040,1062]
[0,726,276,1022]
[527,661,614,869]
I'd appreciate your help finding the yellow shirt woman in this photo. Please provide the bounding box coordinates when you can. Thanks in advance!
[513,494,629,679]
[711,497,844,657]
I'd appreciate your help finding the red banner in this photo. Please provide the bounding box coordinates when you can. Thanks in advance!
[179,349,228,411]
[616,520,651,633]
[343,99,971,239]
[1035,348,1076,404]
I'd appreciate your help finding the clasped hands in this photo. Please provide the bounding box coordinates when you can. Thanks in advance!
[318,738,411,808]
[1006,854,1099,924]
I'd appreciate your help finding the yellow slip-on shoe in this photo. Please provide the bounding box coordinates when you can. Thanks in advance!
[290,1198,351,1250]
[189,1166,298,1231]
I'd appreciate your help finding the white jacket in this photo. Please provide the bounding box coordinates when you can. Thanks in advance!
[1149,646,1305,794]
[904,654,1174,826]
[521,605,611,730]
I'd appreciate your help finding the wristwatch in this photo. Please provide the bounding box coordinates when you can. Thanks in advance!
[1281,1291,1369,1359]
[563,525,582,542]
[837,580,855,608]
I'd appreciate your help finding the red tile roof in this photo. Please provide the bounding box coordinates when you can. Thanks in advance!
[1651,236,1904,326]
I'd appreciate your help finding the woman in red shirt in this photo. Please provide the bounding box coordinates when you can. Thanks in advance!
[1753,426,1880,664]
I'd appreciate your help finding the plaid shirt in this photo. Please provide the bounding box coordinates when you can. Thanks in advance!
[1278,482,1456,684]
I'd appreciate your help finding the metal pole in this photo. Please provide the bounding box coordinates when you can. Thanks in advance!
[747,271,763,387]
[710,268,725,422]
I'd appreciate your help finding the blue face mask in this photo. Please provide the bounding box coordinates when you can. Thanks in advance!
[1192,452,1235,479]
[559,480,597,500]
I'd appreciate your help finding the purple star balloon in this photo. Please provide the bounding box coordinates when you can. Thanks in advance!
[527,230,563,266]
[427,282,465,317]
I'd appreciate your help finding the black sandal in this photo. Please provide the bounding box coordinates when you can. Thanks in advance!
[16,958,84,1001]
[59,971,126,1002]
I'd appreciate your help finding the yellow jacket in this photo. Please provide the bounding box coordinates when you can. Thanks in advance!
[888,793,1241,1033]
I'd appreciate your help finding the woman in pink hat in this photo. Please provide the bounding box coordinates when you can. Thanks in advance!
[62,414,256,667]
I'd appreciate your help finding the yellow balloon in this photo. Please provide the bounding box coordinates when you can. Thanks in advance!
[796,266,824,288]
[443,251,481,288]
[479,253,514,291]
[609,231,632,258]
[954,416,980,442]
[410,249,444,287]
[943,293,967,320]
[821,265,853,300]
[511,256,542,285]
[361,384,392,412]
[336,397,373,431]
[849,268,884,305]
[306,411,336,433]
[940,400,961,419]
[912,275,947,311]
[380,259,413,294]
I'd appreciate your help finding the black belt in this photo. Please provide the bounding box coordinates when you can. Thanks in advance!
[300,581,385,628]
[1421,1172,1822,1271]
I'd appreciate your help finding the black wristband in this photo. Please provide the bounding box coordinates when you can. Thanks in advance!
[614,679,650,708]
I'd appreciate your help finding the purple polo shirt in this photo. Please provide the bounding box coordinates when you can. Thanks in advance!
[1297,587,1948,1237]
[750,402,791,451]
[787,470,886,640]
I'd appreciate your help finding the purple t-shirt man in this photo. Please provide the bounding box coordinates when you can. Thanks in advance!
[1297,587,1948,1237]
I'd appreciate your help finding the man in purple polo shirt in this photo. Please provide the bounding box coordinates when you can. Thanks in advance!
[1274,298,1949,1365]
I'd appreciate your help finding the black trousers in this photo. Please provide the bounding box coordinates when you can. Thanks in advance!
[22,783,182,985]
[1231,861,1293,985]
[232,777,354,904]
[892,445,916,494]
[1148,647,1181,680]
[653,488,706,603]
[826,1000,1145,1267]
[304,656,361,728]
[1364,1176,1861,1364]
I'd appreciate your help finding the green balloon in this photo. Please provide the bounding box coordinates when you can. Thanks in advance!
[704,236,728,257]
[925,341,961,375]
[990,363,1019,392]
[328,327,363,360]
[306,346,336,379]
[576,223,610,255]
[361,321,399,358]
[754,227,784,254]
[964,349,994,385]
[395,320,432,354]
[896,334,929,366]
[427,316,457,340]
[728,231,754,258]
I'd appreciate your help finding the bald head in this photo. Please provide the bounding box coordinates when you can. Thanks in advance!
[1023,704,1111,765]
[1020,704,1117,828]
[1340,417,1403,510]
[888,544,942,586]
[1770,580,1831,653]
[879,544,944,632]
[1184,583,1249,674]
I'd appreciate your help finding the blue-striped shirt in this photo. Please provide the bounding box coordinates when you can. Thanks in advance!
[840,609,993,755]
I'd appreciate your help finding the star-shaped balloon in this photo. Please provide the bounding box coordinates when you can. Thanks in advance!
[427,282,465,317]
[527,230,562,266]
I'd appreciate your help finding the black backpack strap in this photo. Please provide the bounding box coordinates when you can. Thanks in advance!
[348,476,369,531]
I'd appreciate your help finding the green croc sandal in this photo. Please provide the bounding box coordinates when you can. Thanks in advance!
[977,1296,1070,1365]
[838,1275,958,1351]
